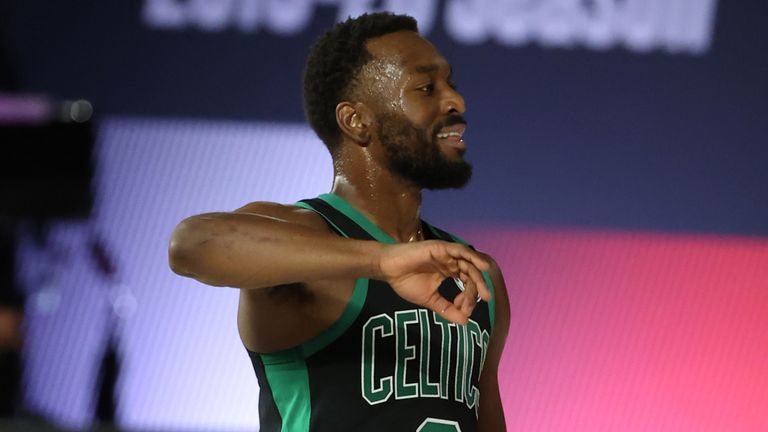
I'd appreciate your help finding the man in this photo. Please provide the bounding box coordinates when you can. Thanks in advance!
[169,12,509,432]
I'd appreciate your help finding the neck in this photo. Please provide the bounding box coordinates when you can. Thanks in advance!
[330,157,424,243]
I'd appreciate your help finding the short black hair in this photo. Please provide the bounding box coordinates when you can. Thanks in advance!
[303,12,418,155]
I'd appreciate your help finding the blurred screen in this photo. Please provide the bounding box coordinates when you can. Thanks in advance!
[5,0,767,430]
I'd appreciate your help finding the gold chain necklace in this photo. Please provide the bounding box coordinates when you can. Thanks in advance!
[407,226,424,243]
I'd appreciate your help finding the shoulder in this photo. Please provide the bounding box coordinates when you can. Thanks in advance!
[477,252,501,280]
[427,224,509,322]
[482,254,509,340]
[477,253,507,299]
[234,201,331,233]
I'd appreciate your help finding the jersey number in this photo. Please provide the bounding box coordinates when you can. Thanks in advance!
[416,418,462,432]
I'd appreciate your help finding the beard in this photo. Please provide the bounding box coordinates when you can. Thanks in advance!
[377,112,472,190]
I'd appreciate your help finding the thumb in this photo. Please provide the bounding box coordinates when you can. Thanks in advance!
[427,296,469,325]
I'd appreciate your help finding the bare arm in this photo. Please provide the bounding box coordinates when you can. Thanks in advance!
[169,204,380,289]
[168,202,491,324]
[478,257,510,432]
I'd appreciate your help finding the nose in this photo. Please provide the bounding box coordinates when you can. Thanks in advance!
[442,84,466,115]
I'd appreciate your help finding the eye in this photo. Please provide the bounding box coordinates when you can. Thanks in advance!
[417,84,434,94]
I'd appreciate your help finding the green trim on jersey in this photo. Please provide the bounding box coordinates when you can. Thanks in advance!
[423,223,496,334]
[482,272,496,334]
[294,200,346,236]
[259,195,385,431]
[305,277,368,356]
[259,277,369,431]
[260,278,369,364]
[317,194,397,244]
[262,360,311,432]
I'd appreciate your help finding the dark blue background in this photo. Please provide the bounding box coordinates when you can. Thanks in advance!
[3,0,767,235]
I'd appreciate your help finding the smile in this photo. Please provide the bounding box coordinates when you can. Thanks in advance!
[436,131,463,139]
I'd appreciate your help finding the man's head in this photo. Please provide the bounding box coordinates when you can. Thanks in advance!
[303,13,417,153]
[303,12,471,189]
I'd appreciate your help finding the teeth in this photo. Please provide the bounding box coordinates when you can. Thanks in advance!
[437,131,462,139]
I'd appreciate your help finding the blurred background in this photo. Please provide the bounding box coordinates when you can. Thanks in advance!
[1,0,766,431]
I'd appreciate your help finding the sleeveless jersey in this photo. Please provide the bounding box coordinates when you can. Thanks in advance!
[247,193,496,432]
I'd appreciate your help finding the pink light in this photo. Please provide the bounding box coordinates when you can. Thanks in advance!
[459,228,768,431]
[0,93,51,124]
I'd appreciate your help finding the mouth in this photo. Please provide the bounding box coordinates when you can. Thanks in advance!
[435,124,466,151]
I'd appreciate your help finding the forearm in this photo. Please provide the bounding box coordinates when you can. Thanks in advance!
[169,212,383,289]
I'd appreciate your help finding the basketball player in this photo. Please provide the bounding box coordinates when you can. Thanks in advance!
[169,12,509,432]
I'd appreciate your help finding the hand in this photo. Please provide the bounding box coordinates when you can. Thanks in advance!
[376,240,491,325]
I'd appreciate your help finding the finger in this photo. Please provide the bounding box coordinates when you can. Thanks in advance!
[433,296,469,325]
[459,280,478,316]
[459,273,477,312]
[432,255,459,279]
[461,260,491,302]
[446,257,460,276]
[447,244,490,272]
[454,273,473,313]
[457,260,488,303]
[452,291,474,317]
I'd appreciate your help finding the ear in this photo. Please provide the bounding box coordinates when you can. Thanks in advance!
[336,102,372,146]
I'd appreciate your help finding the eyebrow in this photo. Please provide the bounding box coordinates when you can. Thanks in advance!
[411,63,453,76]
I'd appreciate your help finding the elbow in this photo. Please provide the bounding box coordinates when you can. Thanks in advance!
[168,217,205,277]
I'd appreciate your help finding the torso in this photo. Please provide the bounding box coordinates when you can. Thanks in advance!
[241,195,496,432]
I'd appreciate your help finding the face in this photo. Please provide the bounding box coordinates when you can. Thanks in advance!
[377,112,471,189]
[361,31,472,190]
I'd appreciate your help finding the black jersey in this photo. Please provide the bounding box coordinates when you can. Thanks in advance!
[248,194,497,432]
